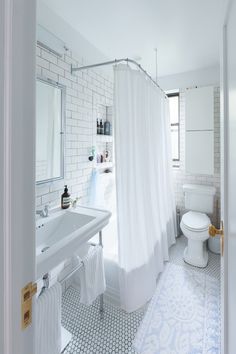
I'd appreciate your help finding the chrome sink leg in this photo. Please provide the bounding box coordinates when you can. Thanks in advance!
[99,294,104,319]
[99,230,104,319]
[99,230,103,248]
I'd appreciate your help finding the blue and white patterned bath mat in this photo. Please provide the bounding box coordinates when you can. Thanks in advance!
[134,263,220,354]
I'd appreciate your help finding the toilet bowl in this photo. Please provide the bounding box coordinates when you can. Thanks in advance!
[180,211,211,267]
[180,184,216,268]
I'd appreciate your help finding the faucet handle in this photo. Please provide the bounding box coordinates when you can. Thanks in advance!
[43,204,49,216]
[36,204,50,217]
[71,197,81,208]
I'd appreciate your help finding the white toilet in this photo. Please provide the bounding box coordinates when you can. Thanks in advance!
[180,184,216,268]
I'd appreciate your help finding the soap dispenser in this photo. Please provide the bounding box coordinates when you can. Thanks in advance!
[61,185,70,209]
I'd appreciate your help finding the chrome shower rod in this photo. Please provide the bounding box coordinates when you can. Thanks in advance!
[71,58,167,97]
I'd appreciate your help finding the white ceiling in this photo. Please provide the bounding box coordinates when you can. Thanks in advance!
[41,0,224,77]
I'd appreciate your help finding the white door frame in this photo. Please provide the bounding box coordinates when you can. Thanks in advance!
[220,22,228,354]
[221,0,236,353]
[0,1,37,354]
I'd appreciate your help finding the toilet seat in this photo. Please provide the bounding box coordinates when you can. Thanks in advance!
[181,211,210,232]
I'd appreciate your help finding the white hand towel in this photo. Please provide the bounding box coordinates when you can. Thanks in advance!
[36,282,62,354]
[76,245,106,305]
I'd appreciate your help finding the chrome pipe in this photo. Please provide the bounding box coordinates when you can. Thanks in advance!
[71,58,167,98]
[59,262,84,284]
[40,239,105,316]
[71,58,126,73]
[99,230,104,317]
[59,242,97,284]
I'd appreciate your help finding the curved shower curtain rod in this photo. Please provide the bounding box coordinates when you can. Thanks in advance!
[71,58,167,98]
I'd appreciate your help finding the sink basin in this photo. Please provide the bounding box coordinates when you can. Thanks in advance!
[36,206,111,279]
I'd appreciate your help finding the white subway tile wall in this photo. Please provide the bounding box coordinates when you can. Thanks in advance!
[36,46,113,208]
[173,87,221,226]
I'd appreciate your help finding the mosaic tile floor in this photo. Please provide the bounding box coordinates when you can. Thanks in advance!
[62,288,145,354]
[62,236,220,354]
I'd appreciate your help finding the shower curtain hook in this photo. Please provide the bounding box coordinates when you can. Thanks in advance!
[138,64,142,74]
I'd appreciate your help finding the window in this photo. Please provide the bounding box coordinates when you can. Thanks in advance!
[167,92,180,164]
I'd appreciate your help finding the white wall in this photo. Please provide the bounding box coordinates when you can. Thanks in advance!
[159,66,220,91]
[173,87,221,226]
[37,1,110,73]
[36,45,113,208]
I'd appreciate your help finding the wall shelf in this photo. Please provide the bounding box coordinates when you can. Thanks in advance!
[95,162,114,170]
[96,134,113,143]
[95,104,113,172]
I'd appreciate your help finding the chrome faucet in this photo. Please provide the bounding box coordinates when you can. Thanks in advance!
[36,205,49,218]
[71,197,80,208]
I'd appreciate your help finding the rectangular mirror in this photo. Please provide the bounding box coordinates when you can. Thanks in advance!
[36,78,65,184]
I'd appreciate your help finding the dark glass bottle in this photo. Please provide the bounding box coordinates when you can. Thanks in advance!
[100,119,104,135]
[104,119,111,135]
[97,118,100,134]
[61,185,70,209]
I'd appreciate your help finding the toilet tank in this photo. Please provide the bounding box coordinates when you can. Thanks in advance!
[183,184,216,213]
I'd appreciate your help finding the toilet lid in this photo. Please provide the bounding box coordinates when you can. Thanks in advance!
[182,211,210,231]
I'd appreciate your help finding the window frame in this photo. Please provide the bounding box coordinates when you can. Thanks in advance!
[167,92,180,165]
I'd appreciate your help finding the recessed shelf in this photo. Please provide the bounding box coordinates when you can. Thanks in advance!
[95,162,114,170]
[96,134,113,143]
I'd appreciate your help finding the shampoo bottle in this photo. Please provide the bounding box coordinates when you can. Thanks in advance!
[104,119,110,135]
[97,118,100,134]
[61,185,70,209]
[100,119,104,135]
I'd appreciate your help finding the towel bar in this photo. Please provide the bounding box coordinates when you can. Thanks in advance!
[39,232,104,316]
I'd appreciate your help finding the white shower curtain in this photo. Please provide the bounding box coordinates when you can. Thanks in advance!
[114,64,176,312]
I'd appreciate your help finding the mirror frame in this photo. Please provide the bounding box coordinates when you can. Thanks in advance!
[36,76,66,185]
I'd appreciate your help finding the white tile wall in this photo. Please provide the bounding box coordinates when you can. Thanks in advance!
[173,87,221,226]
[36,46,113,208]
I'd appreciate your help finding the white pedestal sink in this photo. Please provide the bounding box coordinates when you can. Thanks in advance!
[36,205,111,279]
